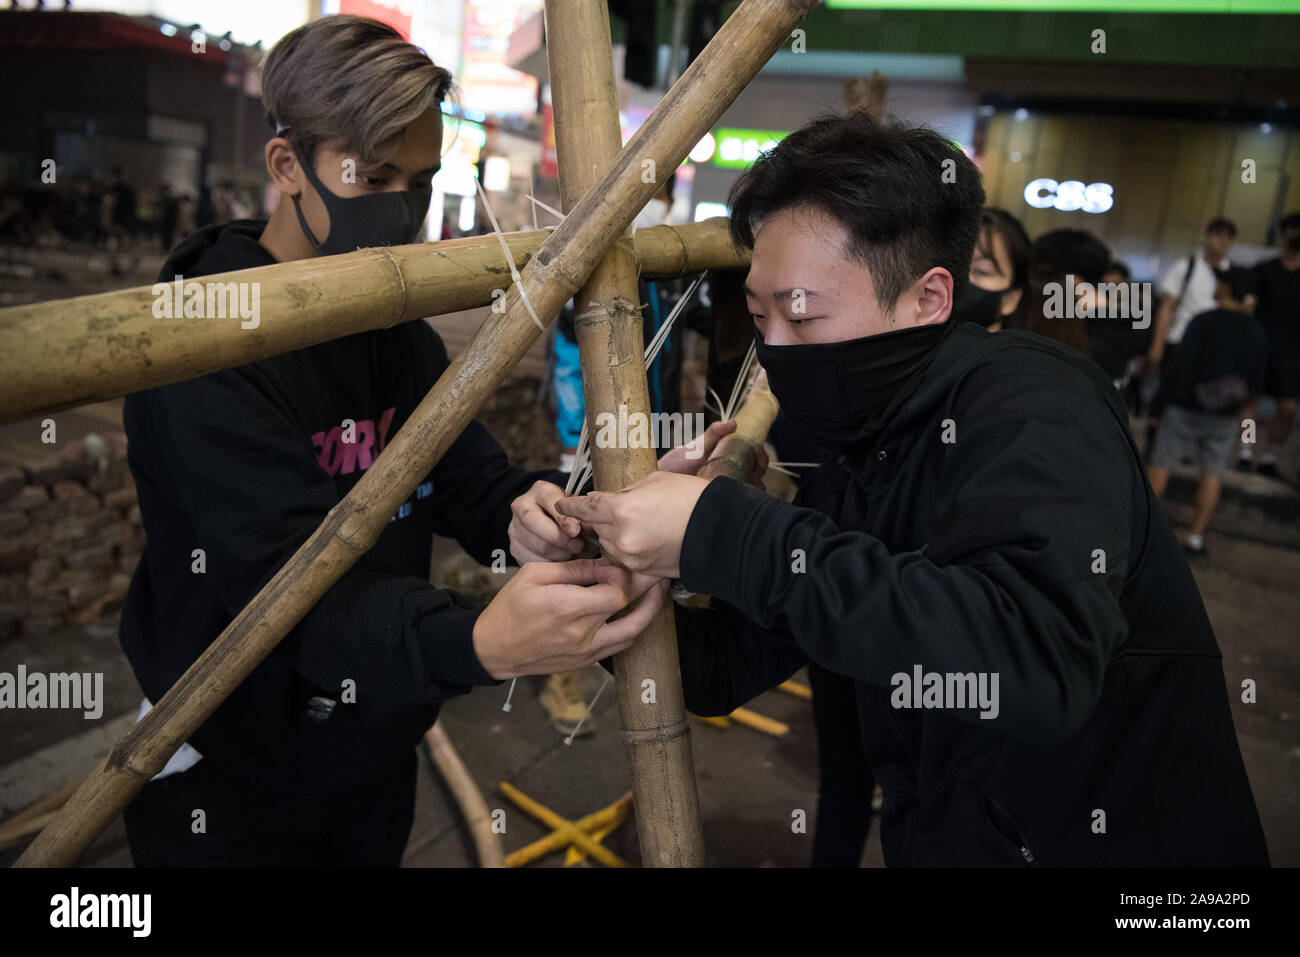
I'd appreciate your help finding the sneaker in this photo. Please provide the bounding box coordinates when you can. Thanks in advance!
[540,670,596,737]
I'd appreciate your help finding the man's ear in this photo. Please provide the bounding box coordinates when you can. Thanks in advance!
[265,137,301,195]
[999,287,1023,317]
[911,266,954,326]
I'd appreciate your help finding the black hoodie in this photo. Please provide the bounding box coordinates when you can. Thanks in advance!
[120,220,559,800]
[672,323,1269,866]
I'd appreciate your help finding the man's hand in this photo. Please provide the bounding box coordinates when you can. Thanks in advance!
[659,419,769,487]
[473,559,669,679]
[555,471,709,578]
[658,420,736,476]
[509,480,599,563]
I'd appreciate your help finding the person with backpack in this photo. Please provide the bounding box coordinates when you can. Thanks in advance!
[1147,267,1269,558]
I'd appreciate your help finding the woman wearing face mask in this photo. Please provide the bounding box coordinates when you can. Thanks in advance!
[117,15,669,867]
[952,207,1029,332]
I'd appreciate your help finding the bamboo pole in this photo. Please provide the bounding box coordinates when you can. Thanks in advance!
[699,371,779,482]
[0,220,744,425]
[547,0,704,867]
[17,0,816,868]
[423,722,505,868]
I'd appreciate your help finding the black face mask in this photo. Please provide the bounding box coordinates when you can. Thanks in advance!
[951,283,1007,329]
[290,142,430,255]
[1287,234,1300,252]
[755,319,951,452]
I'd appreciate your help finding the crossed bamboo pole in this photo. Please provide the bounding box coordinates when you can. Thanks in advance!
[0,220,743,425]
[15,0,818,868]
[547,0,705,867]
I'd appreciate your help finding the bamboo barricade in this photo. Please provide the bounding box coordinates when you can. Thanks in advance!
[0,220,744,425]
[699,371,780,482]
[423,722,505,868]
[16,0,819,868]
[547,0,704,867]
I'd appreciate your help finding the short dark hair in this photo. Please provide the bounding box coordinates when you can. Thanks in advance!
[1030,229,1111,285]
[1279,211,1300,233]
[727,112,985,312]
[1206,217,1238,238]
[1104,260,1131,281]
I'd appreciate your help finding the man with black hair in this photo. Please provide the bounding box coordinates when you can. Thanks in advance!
[555,112,1268,866]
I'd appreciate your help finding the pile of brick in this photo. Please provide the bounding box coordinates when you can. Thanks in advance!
[0,433,143,641]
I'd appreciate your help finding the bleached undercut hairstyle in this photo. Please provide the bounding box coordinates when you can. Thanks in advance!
[260,15,453,168]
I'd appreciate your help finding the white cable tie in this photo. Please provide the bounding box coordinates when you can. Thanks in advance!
[503,677,517,712]
[564,672,612,745]
[475,176,545,332]
[525,193,566,222]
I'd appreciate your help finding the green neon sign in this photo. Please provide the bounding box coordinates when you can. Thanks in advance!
[711,128,790,169]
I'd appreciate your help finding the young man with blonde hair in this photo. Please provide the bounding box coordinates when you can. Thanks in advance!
[119,15,671,866]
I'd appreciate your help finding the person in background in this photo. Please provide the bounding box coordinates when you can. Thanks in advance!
[1003,227,1109,354]
[1089,259,1147,390]
[1147,267,1269,558]
[951,207,1029,332]
[1239,211,1300,479]
[1147,217,1237,379]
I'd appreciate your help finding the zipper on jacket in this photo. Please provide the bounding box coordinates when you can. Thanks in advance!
[987,796,1035,864]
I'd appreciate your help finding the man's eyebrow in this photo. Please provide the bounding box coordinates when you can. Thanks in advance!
[743,284,822,302]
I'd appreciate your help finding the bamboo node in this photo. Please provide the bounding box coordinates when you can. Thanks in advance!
[619,718,690,746]
[378,247,408,328]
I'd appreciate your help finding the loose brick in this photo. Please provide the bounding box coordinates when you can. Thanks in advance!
[12,485,50,511]
[51,480,89,501]
[64,542,115,570]
[27,457,72,486]
[67,579,105,609]
[0,467,24,502]
[0,508,30,536]
[0,600,23,627]
[27,556,61,584]
[103,486,138,510]
[21,612,66,639]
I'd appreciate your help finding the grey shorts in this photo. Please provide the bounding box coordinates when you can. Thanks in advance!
[1151,405,1239,476]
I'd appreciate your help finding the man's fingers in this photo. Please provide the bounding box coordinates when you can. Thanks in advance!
[592,579,671,652]
[525,556,622,588]
[695,419,736,456]
[555,491,618,526]
[511,520,566,561]
[515,492,578,548]
[533,481,583,538]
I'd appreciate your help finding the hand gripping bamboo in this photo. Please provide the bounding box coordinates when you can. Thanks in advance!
[16,0,817,867]
[699,371,780,482]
